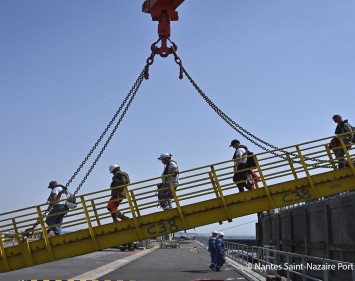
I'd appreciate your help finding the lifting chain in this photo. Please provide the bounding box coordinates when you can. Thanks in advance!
[144,39,332,169]
[181,66,332,169]
[143,35,331,168]
[66,66,147,196]
[28,66,147,235]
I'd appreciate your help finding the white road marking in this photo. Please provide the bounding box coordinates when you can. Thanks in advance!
[70,249,153,279]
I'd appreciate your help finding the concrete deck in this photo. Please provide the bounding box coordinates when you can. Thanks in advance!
[0,240,264,281]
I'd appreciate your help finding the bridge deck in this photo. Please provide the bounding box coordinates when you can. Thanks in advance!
[1,134,354,272]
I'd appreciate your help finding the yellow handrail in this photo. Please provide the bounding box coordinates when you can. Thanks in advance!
[0,133,354,272]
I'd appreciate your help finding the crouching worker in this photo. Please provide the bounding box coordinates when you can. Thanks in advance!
[157,153,179,210]
[45,181,69,236]
[107,164,130,222]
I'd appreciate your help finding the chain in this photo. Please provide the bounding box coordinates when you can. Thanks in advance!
[32,57,149,234]
[181,66,332,169]
[168,38,183,79]
[68,66,147,196]
[30,65,149,234]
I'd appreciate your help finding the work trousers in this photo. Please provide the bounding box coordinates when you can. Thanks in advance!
[233,163,252,192]
[45,204,68,235]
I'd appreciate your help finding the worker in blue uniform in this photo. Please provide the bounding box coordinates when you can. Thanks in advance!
[215,231,226,271]
[208,230,219,270]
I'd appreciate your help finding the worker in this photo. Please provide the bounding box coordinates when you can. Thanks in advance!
[208,230,219,270]
[157,153,179,210]
[215,232,226,271]
[107,164,130,221]
[230,139,253,192]
[45,181,69,236]
[332,115,353,168]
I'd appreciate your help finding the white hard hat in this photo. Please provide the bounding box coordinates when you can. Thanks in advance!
[158,153,172,160]
[109,164,119,173]
[212,230,219,234]
[219,232,224,236]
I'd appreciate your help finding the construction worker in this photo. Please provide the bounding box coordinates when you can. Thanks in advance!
[208,230,219,270]
[157,153,179,210]
[215,232,226,271]
[107,164,130,222]
[230,139,253,192]
[332,115,353,168]
[45,181,69,235]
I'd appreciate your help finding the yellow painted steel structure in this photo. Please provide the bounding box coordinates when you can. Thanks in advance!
[0,134,354,272]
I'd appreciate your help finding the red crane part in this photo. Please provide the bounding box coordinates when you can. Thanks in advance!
[142,0,184,57]
[142,0,183,22]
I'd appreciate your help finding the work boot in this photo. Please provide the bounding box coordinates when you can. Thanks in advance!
[117,212,129,220]
[163,201,172,210]
[160,201,170,210]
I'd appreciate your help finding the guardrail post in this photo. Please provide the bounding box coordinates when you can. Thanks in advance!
[124,187,144,241]
[12,218,34,267]
[243,244,246,265]
[90,200,101,226]
[296,146,319,199]
[80,196,99,251]
[167,175,188,230]
[301,256,306,281]
[0,233,10,271]
[234,244,239,260]
[285,252,290,281]
[338,136,355,175]
[129,191,140,217]
[286,152,298,180]
[210,165,233,222]
[208,171,220,198]
[225,241,229,258]
[322,258,329,281]
[36,206,54,261]
[324,144,337,170]
[254,158,276,209]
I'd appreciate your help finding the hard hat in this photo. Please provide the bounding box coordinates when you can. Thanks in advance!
[158,153,172,160]
[109,164,119,173]
[212,230,219,234]
[219,232,224,236]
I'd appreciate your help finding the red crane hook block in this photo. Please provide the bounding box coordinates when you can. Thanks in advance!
[142,0,184,57]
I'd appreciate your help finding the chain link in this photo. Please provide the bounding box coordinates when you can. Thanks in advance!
[182,67,332,169]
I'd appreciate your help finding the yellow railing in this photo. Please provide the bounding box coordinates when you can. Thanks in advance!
[1,134,354,241]
[0,133,354,271]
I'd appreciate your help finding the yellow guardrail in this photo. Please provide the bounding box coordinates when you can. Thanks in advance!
[0,133,354,272]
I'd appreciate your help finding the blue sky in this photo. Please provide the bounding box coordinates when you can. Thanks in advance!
[1,0,354,237]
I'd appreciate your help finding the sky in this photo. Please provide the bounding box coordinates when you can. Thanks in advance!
[1,0,354,237]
